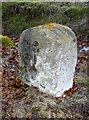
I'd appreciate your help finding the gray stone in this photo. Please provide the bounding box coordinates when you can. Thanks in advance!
[18,23,77,97]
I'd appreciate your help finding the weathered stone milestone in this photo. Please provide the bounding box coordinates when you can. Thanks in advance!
[19,23,77,97]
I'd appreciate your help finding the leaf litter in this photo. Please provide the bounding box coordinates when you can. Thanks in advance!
[1,34,89,119]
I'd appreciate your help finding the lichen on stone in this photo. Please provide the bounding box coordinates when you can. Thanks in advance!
[34,23,53,30]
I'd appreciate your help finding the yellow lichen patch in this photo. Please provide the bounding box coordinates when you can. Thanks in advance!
[34,23,54,30]
[41,26,45,29]
[35,26,40,29]
[45,23,53,30]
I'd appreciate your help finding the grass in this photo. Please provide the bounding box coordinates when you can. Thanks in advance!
[2,3,12,17]
[7,15,29,35]
[7,15,49,35]
[65,6,88,16]
[77,77,89,90]
[2,2,89,36]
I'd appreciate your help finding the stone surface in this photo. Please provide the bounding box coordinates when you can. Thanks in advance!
[18,23,77,97]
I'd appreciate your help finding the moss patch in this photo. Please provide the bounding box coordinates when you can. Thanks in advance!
[0,35,14,48]
[76,77,89,90]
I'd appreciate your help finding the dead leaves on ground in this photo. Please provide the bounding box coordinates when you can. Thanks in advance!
[76,34,88,75]
[64,82,78,97]
[1,34,88,101]
[1,34,89,119]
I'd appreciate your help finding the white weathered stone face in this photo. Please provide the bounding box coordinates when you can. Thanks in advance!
[18,23,77,97]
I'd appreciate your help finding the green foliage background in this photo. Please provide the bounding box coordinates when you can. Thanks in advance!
[2,2,88,36]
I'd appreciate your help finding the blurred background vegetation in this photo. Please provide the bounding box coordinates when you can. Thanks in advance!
[2,2,88,36]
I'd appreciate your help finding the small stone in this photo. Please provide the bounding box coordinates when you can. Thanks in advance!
[63,94,66,98]
[18,23,77,97]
